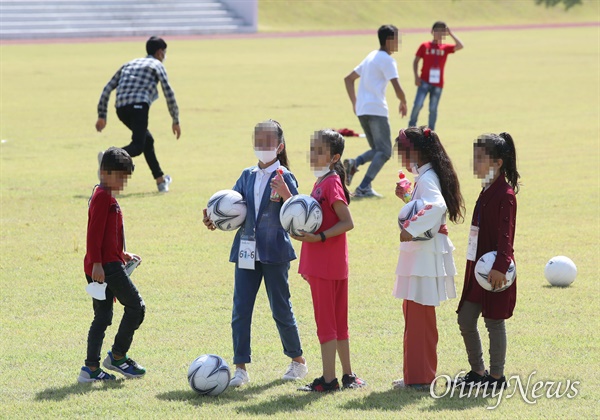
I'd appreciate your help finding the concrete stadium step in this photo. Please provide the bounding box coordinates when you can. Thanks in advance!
[0,0,254,39]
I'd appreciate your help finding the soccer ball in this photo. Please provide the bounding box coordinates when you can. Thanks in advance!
[544,256,577,287]
[206,190,247,231]
[188,354,231,396]
[279,194,323,236]
[474,251,516,292]
[398,199,441,241]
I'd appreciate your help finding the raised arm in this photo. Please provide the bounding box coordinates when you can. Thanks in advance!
[447,27,464,51]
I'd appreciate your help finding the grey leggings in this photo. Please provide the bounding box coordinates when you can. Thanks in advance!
[457,301,506,377]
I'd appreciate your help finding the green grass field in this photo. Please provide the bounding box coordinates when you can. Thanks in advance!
[1,1,599,418]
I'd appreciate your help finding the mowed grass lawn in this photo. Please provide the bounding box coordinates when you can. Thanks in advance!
[1,25,598,418]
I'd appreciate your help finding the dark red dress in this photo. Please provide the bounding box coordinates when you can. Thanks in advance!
[457,176,517,320]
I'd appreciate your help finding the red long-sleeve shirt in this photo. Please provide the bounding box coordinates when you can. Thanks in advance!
[457,176,518,320]
[84,186,125,276]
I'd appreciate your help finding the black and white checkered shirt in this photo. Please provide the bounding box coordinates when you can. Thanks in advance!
[97,55,179,124]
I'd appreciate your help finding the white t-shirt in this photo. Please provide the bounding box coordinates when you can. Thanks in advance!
[354,50,399,117]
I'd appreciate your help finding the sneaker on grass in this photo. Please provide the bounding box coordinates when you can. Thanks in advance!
[77,366,116,383]
[297,376,340,392]
[282,361,308,381]
[354,186,383,198]
[343,158,358,186]
[157,175,172,193]
[102,351,146,378]
[229,367,250,388]
[342,373,366,389]
[392,378,430,391]
[450,370,488,388]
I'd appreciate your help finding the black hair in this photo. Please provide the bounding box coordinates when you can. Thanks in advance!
[100,147,134,175]
[146,36,167,56]
[378,25,398,47]
[475,132,521,194]
[396,126,465,223]
[432,21,447,31]
[314,129,351,204]
[254,119,290,169]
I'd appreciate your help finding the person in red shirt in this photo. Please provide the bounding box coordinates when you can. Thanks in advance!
[272,129,366,392]
[408,22,464,131]
[78,147,147,383]
[453,132,520,391]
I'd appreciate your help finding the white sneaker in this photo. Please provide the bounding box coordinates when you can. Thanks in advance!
[229,367,250,387]
[282,361,308,381]
[157,175,172,193]
[392,378,407,389]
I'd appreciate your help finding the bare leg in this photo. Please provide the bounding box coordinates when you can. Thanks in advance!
[321,340,337,383]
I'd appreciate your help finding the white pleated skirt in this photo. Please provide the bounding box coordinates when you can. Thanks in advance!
[393,234,457,307]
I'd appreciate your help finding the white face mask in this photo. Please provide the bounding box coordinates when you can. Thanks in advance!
[481,167,496,187]
[254,148,278,164]
[313,165,331,178]
[410,163,419,176]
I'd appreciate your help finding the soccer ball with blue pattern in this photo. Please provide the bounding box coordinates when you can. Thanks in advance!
[188,354,231,396]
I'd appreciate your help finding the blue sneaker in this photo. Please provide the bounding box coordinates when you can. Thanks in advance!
[77,366,116,383]
[102,351,146,378]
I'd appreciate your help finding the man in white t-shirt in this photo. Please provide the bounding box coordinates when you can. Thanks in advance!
[343,25,407,198]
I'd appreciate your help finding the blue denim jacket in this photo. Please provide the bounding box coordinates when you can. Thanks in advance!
[228,165,299,264]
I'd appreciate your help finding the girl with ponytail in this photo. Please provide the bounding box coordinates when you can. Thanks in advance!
[392,126,464,390]
[271,129,365,392]
[454,132,520,391]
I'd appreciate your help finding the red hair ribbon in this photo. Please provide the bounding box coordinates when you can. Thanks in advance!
[423,128,431,138]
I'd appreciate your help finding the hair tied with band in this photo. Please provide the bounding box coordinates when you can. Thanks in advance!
[423,128,431,138]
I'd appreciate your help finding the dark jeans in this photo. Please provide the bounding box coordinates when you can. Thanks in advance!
[117,103,164,179]
[85,262,145,368]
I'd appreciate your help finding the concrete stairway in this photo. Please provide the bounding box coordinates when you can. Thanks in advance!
[0,0,255,40]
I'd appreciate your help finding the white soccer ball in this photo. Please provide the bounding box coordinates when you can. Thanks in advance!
[398,199,441,241]
[206,190,247,231]
[474,251,516,292]
[188,354,231,396]
[544,256,577,287]
[279,194,323,236]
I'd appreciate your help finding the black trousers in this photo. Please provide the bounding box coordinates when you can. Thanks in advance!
[85,262,145,368]
[117,103,164,179]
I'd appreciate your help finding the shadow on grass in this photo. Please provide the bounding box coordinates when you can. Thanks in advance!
[35,379,125,401]
[156,379,283,406]
[424,386,501,412]
[235,389,327,415]
[341,388,430,411]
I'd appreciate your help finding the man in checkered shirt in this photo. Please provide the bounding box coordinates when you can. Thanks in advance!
[95,36,181,193]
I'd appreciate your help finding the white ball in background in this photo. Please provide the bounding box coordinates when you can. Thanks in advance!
[544,256,577,287]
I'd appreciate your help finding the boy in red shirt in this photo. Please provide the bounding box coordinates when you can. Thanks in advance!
[408,21,464,131]
[78,147,147,383]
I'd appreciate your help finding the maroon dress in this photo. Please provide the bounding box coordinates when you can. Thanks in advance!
[457,176,517,320]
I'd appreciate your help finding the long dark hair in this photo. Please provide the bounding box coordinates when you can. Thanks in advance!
[396,126,465,223]
[475,132,520,194]
[314,129,351,204]
[254,119,290,169]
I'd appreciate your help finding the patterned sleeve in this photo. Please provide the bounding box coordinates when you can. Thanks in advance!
[232,171,247,197]
[97,67,122,119]
[403,175,447,237]
[492,191,517,274]
[156,64,179,124]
